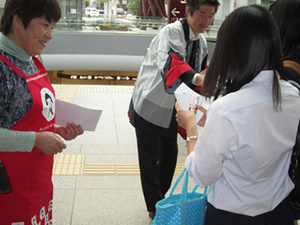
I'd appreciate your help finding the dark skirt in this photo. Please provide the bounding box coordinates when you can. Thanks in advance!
[205,197,294,225]
[292,207,300,220]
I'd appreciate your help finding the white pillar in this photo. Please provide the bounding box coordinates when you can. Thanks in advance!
[236,0,262,7]
[214,0,223,22]
[109,0,117,20]
[237,0,248,7]
[215,0,235,23]
[222,0,235,19]
[104,2,109,20]
[248,0,258,4]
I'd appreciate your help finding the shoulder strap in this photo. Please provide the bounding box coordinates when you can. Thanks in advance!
[284,61,300,75]
[180,18,190,58]
[0,55,26,78]
[180,18,189,43]
[289,119,300,184]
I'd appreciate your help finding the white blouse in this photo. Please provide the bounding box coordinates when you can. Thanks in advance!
[185,70,300,216]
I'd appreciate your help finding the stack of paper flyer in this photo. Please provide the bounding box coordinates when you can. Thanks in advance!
[174,83,212,123]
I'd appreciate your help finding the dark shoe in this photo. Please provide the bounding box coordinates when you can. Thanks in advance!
[148,211,156,220]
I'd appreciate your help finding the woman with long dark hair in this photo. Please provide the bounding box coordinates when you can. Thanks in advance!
[176,5,300,225]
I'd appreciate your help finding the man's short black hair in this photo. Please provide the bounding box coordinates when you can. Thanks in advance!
[186,0,220,15]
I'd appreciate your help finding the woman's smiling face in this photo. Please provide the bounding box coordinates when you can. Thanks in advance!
[9,16,55,56]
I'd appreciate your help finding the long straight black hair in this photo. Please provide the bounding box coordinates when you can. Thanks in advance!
[203,5,285,109]
[270,0,300,59]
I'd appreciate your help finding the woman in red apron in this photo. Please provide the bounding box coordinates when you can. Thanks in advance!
[0,1,83,224]
[0,56,57,225]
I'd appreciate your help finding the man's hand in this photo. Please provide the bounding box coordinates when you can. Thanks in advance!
[196,68,207,86]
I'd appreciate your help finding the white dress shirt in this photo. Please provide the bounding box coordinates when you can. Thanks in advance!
[185,70,300,216]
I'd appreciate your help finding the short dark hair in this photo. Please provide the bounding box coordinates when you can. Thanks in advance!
[186,0,220,15]
[203,5,284,109]
[270,0,300,58]
[0,0,61,35]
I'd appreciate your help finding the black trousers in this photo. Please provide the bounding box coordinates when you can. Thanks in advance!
[135,127,178,212]
[205,196,294,225]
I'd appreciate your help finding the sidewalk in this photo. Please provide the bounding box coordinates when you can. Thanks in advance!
[51,84,197,225]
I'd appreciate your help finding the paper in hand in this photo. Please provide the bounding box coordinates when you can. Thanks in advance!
[55,99,102,131]
[174,83,211,123]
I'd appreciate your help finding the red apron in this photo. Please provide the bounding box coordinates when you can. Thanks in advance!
[0,56,55,225]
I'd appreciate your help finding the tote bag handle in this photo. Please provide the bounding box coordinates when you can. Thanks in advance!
[169,168,208,224]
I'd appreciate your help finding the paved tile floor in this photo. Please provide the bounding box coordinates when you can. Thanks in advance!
[51,84,198,225]
[51,84,300,225]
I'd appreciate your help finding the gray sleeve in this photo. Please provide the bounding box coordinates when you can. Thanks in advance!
[0,127,35,152]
